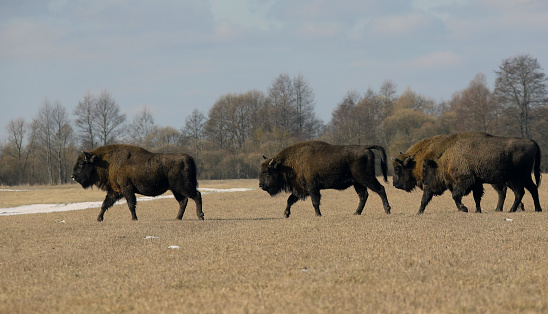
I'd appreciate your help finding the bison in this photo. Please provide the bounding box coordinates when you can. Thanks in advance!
[71,144,204,222]
[259,141,391,218]
[394,132,541,214]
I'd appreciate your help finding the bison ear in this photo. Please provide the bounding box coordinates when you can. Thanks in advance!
[403,156,415,168]
[263,155,269,160]
[423,159,437,169]
[83,151,92,161]
[83,151,98,163]
[268,159,279,169]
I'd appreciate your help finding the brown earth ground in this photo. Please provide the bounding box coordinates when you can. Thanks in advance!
[0,178,547,313]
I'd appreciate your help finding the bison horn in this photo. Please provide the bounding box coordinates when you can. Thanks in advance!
[268,159,275,166]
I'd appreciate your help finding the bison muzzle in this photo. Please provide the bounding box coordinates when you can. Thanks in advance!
[259,141,391,217]
[72,144,204,222]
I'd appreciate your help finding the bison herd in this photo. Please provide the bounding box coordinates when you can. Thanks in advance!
[72,132,542,221]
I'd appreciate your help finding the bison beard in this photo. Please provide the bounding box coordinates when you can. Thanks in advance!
[394,132,542,214]
[72,144,204,222]
[259,141,391,218]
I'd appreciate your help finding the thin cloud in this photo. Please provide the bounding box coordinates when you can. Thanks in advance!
[372,13,432,35]
[408,51,462,70]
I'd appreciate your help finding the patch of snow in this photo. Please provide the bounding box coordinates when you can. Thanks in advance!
[0,187,255,216]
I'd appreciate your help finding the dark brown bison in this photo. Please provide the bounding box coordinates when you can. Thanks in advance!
[393,133,511,213]
[394,132,541,214]
[259,141,391,217]
[71,144,204,222]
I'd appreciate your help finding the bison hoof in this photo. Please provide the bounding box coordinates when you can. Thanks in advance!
[97,217,104,222]
[198,215,205,220]
[353,211,362,215]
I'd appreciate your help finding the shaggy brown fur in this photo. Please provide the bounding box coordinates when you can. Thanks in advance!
[259,141,391,217]
[72,144,203,222]
[422,133,542,213]
[394,132,541,214]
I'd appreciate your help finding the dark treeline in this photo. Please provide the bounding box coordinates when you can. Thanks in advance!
[1,54,547,185]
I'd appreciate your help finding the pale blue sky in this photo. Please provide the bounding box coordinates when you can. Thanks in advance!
[1,0,547,140]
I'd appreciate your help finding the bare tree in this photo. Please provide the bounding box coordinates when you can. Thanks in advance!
[379,80,397,120]
[51,102,73,183]
[329,90,361,144]
[451,73,499,133]
[34,99,56,184]
[73,91,97,149]
[129,104,155,147]
[494,54,548,137]
[183,108,206,158]
[94,90,126,145]
[293,73,317,139]
[268,74,297,144]
[205,98,230,150]
[6,118,36,184]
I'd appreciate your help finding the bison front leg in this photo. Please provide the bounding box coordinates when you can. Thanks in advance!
[284,194,299,218]
[124,193,138,220]
[492,184,507,212]
[98,191,122,222]
[451,191,468,213]
[418,189,434,215]
[509,186,525,213]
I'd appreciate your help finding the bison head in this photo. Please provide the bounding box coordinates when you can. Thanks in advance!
[259,155,284,196]
[392,156,417,192]
[72,151,99,189]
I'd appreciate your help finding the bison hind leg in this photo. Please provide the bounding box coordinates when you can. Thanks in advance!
[310,190,322,217]
[362,178,391,214]
[173,190,204,220]
[472,184,484,213]
[524,178,542,212]
[173,191,189,220]
[353,184,369,215]
[124,193,138,220]
[192,191,204,220]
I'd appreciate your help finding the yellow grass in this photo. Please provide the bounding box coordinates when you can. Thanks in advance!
[0,179,547,313]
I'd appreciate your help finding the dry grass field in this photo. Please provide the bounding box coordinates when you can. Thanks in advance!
[1,178,547,313]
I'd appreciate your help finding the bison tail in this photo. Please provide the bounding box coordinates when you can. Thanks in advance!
[367,145,389,183]
[188,156,199,188]
[533,140,542,188]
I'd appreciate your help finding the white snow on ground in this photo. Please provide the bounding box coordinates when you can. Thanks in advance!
[0,187,254,216]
